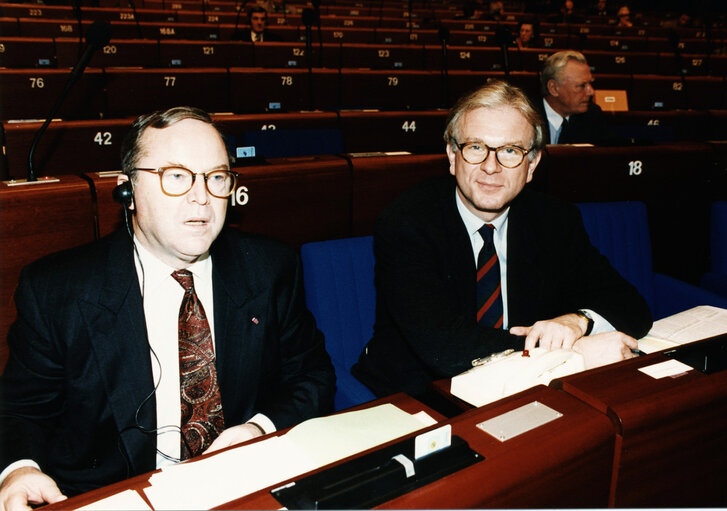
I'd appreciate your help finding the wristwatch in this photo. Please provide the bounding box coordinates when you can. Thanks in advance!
[575,309,594,336]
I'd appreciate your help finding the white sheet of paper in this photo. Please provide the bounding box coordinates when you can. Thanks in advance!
[142,404,435,510]
[638,335,679,354]
[638,359,694,379]
[282,403,434,468]
[77,489,151,510]
[647,306,727,344]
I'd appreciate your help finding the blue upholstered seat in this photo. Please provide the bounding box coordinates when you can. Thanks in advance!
[300,236,377,411]
[577,201,727,320]
[700,201,727,299]
[301,202,727,412]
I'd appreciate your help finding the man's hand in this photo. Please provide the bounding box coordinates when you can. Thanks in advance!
[203,423,264,455]
[0,467,66,511]
[573,331,639,369]
[510,313,588,351]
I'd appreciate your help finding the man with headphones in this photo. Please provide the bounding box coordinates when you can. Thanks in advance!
[0,106,335,509]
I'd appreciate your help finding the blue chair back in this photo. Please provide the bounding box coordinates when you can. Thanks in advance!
[300,236,377,411]
[576,201,656,313]
[710,201,727,275]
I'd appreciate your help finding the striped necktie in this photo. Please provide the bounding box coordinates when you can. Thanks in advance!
[476,224,504,328]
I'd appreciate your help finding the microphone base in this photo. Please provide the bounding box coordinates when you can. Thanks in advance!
[3,177,60,187]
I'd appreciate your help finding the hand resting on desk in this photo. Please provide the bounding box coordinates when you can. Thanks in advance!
[510,313,638,368]
[573,331,639,369]
[510,313,589,351]
[204,423,265,455]
[0,466,66,511]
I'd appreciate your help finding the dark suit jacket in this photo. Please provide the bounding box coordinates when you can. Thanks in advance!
[237,29,282,42]
[540,100,622,146]
[352,176,652,397]
[0,228,334,495]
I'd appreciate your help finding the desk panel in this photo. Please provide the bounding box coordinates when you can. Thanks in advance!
[552,339,727,507]
[0,176,96,371]
[43,393,441,510]
[383,385,615,508]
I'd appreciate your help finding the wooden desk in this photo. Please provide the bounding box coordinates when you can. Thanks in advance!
[42,393,442,510]
[382,384,615,508]
[233,385,614,509]
[551,337,727,507]
[0,175,96,372]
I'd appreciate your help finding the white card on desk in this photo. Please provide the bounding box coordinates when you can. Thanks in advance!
[414,424,451,460]
[638,359,693,379]
[476,401,563,442]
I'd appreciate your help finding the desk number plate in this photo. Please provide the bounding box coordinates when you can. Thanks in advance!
[476,401,563,442]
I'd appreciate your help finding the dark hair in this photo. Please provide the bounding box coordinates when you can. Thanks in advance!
[444,79,546,158]
[120,106,225,178]
[247,5,267,20]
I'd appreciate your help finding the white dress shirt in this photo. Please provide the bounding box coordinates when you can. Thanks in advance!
[543,98,567,145]
[455,191,613,333]
[133,239,274,467]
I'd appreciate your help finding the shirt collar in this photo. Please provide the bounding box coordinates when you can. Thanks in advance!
[455,189,509,237]
[133,237,212,294]
[543,97,567,129]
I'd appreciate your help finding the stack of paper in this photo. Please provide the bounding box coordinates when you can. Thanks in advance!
[136,404,435,510]
[639,305,727,354]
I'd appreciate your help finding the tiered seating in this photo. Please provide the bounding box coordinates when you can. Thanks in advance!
[1,0,726,376]
[0,176,97,370]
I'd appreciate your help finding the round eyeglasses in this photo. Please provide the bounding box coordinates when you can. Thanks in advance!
[456,142,532,168]
[133,166,238,198]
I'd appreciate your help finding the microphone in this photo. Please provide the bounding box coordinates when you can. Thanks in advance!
[27,20,111,182]
[407,0,413,37]
[438,26,450,108]
[494,25,512,77]
[302,7,316,110]
[668,29,685,76]
[71,0,83,59]
[127,0,143,39]
[230,2,243,41]
[311,0,323,67]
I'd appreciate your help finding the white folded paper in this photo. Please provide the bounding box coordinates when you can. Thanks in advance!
[451,348,585,407]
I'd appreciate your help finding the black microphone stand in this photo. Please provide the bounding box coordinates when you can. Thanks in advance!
[27,21,111,182]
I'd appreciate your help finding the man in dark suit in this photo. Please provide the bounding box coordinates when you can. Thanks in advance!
[0,106,335,508]
[539,50,619,145]
[240,6,282,42]
[352,80,651,398]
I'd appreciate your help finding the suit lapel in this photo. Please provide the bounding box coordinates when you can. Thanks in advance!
[439,181,478,315]
[506,193,544,325]
[210,232,267,425]
[80,233,156,473]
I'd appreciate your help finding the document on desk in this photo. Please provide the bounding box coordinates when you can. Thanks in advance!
[142,404,435,510]
[639,305,727,354]
[77,489,152,510]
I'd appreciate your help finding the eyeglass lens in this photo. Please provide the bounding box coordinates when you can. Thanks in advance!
[461,144,525,168]
[160,167,235,197]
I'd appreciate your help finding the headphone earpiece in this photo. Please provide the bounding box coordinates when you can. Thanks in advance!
[113,181,134,209]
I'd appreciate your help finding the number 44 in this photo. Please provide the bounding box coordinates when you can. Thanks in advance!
[401,120,416,132]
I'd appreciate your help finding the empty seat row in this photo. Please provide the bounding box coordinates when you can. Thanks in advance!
[0,110,450,179]
[5,108,727,181]
[1,66,724,123]
[1,13,722,55]
[3,1,716,41]
[4,35,727,77]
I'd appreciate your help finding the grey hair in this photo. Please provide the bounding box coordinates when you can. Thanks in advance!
[540,50,588,96]
[443,79,546,158]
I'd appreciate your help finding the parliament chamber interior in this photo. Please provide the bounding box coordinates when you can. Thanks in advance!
[1,0,727,508]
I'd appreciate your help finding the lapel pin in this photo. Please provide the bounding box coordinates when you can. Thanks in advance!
[251,317,259,324]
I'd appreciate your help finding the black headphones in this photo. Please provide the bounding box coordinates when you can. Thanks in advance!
[112,180,134,209]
